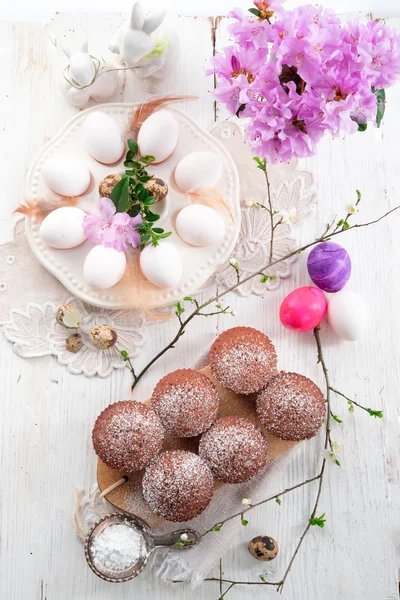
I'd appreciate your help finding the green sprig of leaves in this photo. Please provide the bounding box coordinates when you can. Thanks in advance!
[253,156,267,170]
[309,513,326,528]
[110,139,172,247]
[260,274,277,284]
[367,408,383,418]
[331,414,343,424]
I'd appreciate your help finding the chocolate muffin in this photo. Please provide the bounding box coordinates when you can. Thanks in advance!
[198,416,268,483]
[142,450,214,522]
[209,327,278,395]
[92,400,165,473]
[256,372,326,441]
[151,369,220,437]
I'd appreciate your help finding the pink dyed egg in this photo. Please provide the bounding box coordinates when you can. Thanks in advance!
[280,286,327,332]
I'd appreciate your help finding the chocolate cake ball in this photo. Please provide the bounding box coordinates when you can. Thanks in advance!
[198,416,268,483]
[142,450,214,522]
[256,372,326,441]
[92,400,165,474]
[209,327,278,395]
[151,369,220,437]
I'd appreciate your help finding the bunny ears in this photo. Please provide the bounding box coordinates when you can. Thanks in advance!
[129,2,166,34]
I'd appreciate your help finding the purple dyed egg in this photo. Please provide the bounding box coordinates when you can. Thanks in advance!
[307,242,351,293]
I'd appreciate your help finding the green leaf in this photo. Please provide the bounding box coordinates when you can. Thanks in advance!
[146,212,161,222]
[120,350,129,359]
[253,156,266,170]
[241,519,249,526]
[139,187,149,202]
[342,222,350,230]
[158,232,172,239]
[152,227,164,234]
[236,103,246,118]
[248,7,261,17]
[140,233,151,244]
[374,88,386,128]
[213,525,221,532]
[259,575,266,582]
[309,513,326,528]
[127,139,138,154]
[183,296,194,302]
[331,414,342,423]
[175,302,185,316]
[357,123,367,132]
[260,274,277,284]
[335,459,341,466]
[110,176,128,209]
[367,409,383,418]
[173,541,183,548]
[140,155,156,164]
[118,177,131,213]
[275,497,281,505]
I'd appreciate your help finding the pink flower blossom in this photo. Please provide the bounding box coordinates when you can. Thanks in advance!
[83,197,142,252]
[209,4,400,162]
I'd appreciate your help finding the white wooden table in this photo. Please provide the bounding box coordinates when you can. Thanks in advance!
[0,11,399,600]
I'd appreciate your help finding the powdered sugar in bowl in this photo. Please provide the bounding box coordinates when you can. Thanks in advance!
[85,513,199,583]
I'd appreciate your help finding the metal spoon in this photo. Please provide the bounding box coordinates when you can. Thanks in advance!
[85,513,199,583]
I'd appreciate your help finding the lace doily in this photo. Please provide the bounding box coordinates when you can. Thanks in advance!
[1,121,316,377]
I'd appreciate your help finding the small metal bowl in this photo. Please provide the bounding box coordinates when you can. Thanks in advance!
[85,513,199,583]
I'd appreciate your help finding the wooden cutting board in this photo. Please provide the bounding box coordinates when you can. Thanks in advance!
[97,366,299,527]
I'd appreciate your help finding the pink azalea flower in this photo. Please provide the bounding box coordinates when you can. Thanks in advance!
[83,197,143,252]
[209,4,400,162]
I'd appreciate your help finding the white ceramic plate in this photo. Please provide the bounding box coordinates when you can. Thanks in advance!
[25,103,240,309]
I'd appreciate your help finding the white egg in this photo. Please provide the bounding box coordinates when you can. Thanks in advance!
[42,156,90,197]
[83,245,127,290]
[140,242,183,288]
[327,289,367,341]
[39,207,87,249]
[175,151,223,192]
[176,204,225,247]
[83,111,125,164]
[138,110,178,164]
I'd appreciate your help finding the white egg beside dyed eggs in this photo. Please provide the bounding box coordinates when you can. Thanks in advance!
[176,204,225,247]
[175,151,223,192]
[138,110,178,164]
[83,111,125,164]
[39,207,87,249]
[42,156,90,197]
[83,245,127,290]
[327,289,367,341]
[140,242,183,288]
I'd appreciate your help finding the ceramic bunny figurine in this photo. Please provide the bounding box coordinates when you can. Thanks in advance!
[59,41,119,108]
[109,2,179,92]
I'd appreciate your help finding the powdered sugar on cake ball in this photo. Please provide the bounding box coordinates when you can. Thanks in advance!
[209,327,278,395]
[92,400,165,474]
[256,372,326,441]
[151,369,220,437]
[199,416,268,483]
[142,450,214,522]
